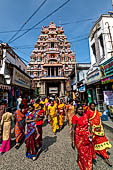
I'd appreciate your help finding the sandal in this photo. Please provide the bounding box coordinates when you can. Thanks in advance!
[104,159,112,167]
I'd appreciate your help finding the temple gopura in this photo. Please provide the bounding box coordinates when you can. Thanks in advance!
[27,22,76,97]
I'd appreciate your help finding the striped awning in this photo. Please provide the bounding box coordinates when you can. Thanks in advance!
[0,84,11,90]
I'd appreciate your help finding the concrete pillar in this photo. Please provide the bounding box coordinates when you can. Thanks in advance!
[54,67,56,76]
[50,67,52,77]
[40,82,43,95]
[60,81,64,97]
[40,81,46,96]
[43,81,46,96]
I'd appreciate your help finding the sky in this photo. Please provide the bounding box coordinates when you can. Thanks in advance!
[0,0,112,64]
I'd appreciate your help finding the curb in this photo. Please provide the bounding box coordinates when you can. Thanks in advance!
[103,122,113,133]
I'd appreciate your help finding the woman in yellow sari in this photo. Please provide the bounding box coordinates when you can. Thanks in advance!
[48,101,59,134]
[40,97,46,115]
[33,99,40,110]
[58,99,65,129]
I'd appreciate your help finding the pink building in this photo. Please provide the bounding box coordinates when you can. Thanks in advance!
[27,22,76,97]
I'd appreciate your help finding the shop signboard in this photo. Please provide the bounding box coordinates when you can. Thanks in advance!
[87,69,101,84]
[100,56,113,79]
[103,91,113,105]
[12,68,31,89]
[49,87,58,94]
[78,85,86,92]
[101,75,113,84]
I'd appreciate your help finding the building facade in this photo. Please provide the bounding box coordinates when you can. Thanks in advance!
[0,43,32,107]
[69,63,90,101]
[27,22,76,97]
[87,14,113,112]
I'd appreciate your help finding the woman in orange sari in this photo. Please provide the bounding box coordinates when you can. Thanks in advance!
[58,99,65,129]
[66,99,74,127]
[72,104,96,170]
[87,102,112,166]
[15,104,25,149]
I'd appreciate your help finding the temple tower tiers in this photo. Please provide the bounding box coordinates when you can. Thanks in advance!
[27,22,76,97]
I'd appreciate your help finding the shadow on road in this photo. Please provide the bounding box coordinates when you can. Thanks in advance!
[10,138,16,149]
[42,136,57,153]
[42,120,48,127]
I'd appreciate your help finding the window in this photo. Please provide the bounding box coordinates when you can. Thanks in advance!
[40,56,42,61]
[30,71,33,76]
[38,64,41,68]
[51,42,54,48]
[38,72,40,77]
[98,34,105,57]
[0,60,3,67]
[91,43,97,62]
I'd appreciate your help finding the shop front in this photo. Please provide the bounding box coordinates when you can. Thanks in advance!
[86,68,103,111]
[78,84,87,103]
[0,84,11,104]
[11,67,32,107]
[100,56,113,118]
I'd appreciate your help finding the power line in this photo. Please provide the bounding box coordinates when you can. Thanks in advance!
[62,17,98,25]
[9,0,71,44]
[10,35,89,50]
[70,37,88,43]
[0,27,41,34]
[7,0,48,43]
[0,17,97,34]
[68,33,89,40]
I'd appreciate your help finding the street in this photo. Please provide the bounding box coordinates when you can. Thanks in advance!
[0,121,113,170]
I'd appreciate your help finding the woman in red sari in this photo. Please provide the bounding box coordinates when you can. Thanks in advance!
[87,102,112,166]
[72,104,96,170]
[25,104,44,161]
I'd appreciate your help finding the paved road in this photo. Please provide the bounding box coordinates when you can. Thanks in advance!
[0,121,113,170]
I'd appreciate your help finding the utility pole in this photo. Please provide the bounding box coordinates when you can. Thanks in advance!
[74,53,78,97]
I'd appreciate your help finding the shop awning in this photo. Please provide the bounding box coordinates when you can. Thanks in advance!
[0,84,11,90]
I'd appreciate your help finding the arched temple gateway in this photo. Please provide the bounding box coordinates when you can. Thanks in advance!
[27,22,76,97]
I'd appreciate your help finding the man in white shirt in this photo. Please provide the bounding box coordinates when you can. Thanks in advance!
[17,96,22,110]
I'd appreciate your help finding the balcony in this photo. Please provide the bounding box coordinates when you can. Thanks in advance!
[43,63,62,67]
[40,76,67,80]
[46,48,59,54]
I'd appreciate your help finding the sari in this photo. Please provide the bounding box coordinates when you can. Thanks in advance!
[87,110,112,159]
[83,105,89,113]
[40,101,46,115]
[15,110,25,144]
[25,110,42,160]
[58,103,65,127]
[0,112,13,153]
[72,113,96,170]
[67,104,74,127]
[48,105,59,133]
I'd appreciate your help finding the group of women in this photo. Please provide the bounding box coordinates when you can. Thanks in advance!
[0,96,112,169]
[48,99,65,134]
[71,102,112,170]
[0,99,44,161]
